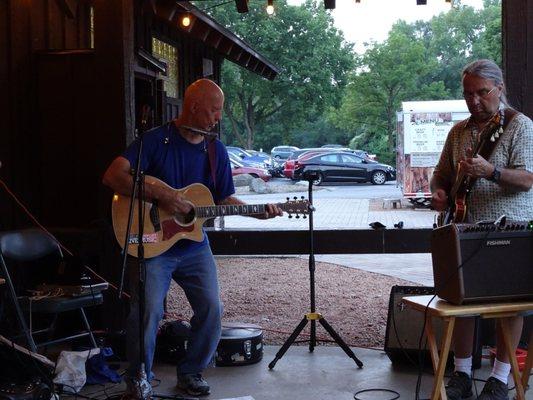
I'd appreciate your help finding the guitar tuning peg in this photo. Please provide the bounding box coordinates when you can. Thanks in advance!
[286,197,290,201]
[301,196,304,200]
[303,215,307,219]
[293,196,297,200]
[295,214,300,219]
[288,214,293,219]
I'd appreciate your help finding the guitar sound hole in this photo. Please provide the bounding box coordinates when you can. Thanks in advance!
[175,203,196,226]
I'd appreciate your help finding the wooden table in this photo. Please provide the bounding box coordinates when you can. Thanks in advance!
[402,295,533,400]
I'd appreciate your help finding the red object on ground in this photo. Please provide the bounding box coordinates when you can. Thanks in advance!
[489,348,528,371]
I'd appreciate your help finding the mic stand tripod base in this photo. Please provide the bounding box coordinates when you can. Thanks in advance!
[268,312,363,370]
[269,176,363,371]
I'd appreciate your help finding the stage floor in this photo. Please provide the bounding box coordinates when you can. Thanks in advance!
[77,345,532,400]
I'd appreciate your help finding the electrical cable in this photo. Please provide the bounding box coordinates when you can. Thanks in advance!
[353,388,400,400]
[414,226,495,400]
[199,0,234,12]
[0,177,128,298]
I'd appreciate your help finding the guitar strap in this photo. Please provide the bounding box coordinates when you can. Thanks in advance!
[207,137,218,194]
[462,108,518,193]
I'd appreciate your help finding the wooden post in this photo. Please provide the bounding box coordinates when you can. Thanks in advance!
[503,0,533,118]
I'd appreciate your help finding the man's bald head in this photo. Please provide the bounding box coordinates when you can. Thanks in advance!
[184,79,224,110]
[181,79,224,131]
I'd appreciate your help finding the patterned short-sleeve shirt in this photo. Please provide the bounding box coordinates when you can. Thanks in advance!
[433,111,533,222]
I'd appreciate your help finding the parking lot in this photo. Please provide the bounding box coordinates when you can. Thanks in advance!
[224,178,437,230]
[219,178,436,285]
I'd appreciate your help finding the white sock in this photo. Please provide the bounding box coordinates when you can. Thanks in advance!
[454,356,472,376]
[490,358,511,384]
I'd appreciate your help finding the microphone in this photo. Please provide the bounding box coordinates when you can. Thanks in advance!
[179,125,218,139]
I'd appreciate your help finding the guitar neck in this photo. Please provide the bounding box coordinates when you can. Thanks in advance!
[195,203,285,218]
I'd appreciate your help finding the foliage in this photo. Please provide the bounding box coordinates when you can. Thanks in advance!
[204,0,354,150]
[329,1,502,164]
[198,0,501,161]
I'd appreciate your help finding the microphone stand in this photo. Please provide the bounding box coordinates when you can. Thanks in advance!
[117,110,195,400]
[268,171,363,370]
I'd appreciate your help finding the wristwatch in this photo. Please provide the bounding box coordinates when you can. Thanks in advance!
[488,167,501,183]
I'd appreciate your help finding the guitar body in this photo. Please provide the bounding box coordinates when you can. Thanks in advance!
[438,194,467,226]
[112,176,310,258]
[452,194,467,223]
[112,179,215,258]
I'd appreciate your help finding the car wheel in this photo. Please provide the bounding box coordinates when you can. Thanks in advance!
[313,172,324,186]
[371,170,386,185]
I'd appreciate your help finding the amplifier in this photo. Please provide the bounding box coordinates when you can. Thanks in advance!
[431,221,533,305]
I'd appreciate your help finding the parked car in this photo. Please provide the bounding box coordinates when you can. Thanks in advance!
[293,152,396,185]
[270,146,299,160]
[227,146,271,168]
[283,148,344,179]
[228,152,264,169]
[230,158,271,181]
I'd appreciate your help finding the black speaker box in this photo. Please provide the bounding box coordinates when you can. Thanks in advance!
[385,285,484,368]
[432,223,533,305]
[384,286,459,368]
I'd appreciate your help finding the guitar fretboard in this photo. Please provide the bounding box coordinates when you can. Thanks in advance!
[196,204,268,218]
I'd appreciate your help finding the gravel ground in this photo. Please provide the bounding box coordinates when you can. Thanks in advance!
[165,257,415,349]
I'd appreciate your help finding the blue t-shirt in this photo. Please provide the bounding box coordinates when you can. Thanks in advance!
[122,122,235,256]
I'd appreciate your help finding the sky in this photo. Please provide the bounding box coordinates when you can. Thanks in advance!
[287,0,484,53]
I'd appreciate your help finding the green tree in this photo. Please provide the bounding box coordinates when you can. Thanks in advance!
[330,29,448,165]
[206,0,354,150]
[330,1,501,164]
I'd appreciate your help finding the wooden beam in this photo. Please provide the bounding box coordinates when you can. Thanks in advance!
[503,0,533,118]
[206,30,223,49]
[55,0,75,19]
[206,229,432,255]
[218,39,234,56]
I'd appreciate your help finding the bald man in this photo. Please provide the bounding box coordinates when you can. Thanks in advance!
[103,79,282,397]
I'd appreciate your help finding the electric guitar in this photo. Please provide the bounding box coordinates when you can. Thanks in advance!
[437,113,503,226]
[112,176,311,258]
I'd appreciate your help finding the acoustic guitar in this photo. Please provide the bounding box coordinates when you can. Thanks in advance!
[112,176,310,258]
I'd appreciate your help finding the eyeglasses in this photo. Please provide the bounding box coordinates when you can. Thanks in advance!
[462,86,498,100]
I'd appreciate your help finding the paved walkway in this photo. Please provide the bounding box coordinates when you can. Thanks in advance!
[221,198,437,230]
[217,192,437,286]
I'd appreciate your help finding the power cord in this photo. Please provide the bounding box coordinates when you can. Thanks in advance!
[414,226,497,400]
[354,388,400,400]
[0,177,127,298]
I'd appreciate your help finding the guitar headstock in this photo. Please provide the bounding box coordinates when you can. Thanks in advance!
[280,196,312,219]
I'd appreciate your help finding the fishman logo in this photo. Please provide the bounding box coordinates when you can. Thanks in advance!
[486,239,511,246]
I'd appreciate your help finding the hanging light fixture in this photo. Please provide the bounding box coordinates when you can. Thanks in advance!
[181,13,191,27]
[324,0,335,9]
[266,0,274,15]
[235,0,249,13]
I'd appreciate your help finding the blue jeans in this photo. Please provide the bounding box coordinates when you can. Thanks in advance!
[126,245,222,379]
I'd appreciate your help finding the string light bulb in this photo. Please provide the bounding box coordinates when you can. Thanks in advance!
[266,0,274,15]
[181,13,191,27]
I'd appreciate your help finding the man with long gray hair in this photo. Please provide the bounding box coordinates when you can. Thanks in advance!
[431,59,533,400]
